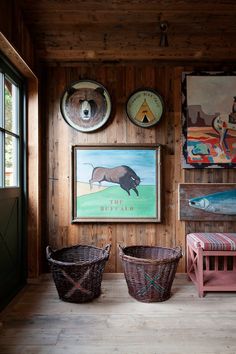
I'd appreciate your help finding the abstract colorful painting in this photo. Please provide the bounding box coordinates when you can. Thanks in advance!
[182,72,236,168]
[179,183,236,221]
[72,145,161,222]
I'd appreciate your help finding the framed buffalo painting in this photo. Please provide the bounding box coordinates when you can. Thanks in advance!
[72,145,161,222]
[182,71,236,168]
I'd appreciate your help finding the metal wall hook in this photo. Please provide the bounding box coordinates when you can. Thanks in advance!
[160,21,169,47]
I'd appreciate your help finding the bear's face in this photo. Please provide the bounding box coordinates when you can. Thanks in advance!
[79,100,93,120]
[65,87,107,130]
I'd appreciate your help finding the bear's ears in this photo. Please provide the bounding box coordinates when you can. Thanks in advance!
[66,87,77,96]
[95,87,105,96]
[66,87,104,97]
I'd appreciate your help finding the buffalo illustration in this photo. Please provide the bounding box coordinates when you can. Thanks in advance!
[89,165,141,196]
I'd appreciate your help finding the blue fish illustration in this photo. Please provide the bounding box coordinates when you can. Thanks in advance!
[189,189,236,215]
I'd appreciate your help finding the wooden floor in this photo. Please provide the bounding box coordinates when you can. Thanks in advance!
[0,273,236,354]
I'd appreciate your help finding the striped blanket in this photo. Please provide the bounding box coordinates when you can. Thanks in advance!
[187,233,236,251]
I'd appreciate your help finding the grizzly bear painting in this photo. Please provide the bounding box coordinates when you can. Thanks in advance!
[60,80,111,132]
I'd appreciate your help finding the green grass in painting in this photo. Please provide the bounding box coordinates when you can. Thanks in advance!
[77,185,156,218]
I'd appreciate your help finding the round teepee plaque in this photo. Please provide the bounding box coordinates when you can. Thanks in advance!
[126,88,164,128]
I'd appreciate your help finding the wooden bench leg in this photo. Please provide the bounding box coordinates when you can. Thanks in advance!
[199,290,204,297]
[186,242,192,281]
[187,241,205,297]
[197,246,204,297]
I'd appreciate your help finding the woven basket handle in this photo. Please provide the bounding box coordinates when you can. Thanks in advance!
[174,246,183,257]
[118,244,125,257]
[46,245,54,261]
[103,244,111,258]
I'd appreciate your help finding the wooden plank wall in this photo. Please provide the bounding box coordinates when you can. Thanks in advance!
[1,1,235,276]
[43,62,236,273]
[42,63,184,272]
[19,0,236,62]
[0,0,35,68]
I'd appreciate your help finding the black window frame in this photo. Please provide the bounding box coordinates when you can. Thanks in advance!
[0,52,27,307]
[0,55,25,189]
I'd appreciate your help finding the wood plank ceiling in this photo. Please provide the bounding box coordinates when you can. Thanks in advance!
[18,0,236,62]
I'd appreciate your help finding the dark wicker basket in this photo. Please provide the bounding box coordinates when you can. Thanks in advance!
[46,244,111,303]
[119,245,182,302]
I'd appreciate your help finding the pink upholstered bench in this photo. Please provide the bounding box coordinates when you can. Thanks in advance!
[187,233,236,297]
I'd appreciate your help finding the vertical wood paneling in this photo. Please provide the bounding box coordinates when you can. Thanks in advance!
[0,0,35,70]
[43,63,236,273]
[0,1,13,39]
[2,1,235,276]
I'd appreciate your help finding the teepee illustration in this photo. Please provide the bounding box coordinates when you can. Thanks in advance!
[135,99,155,123]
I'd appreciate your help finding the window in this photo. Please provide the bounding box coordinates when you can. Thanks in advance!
[0,58,22,188]
[0,52,26,310]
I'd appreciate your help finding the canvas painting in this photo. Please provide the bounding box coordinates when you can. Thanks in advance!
[179,183,236,221]
[72,145,161,222]
[182,72,236,168]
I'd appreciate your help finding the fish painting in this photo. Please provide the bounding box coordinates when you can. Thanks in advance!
[189,189,236,215]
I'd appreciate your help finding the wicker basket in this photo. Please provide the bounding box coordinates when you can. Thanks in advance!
[46,244,111,303]
[119,245,182,302]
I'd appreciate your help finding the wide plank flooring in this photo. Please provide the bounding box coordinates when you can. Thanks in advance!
[0,273,236,354]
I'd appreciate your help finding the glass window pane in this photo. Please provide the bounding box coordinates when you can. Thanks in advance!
[5,133,18,187]
[4,78,18,134]
[0,131,3,187]
[0,72,3,128]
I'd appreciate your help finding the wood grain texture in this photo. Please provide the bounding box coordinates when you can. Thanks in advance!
[18,0,236,62]
[0,0,35,70]
[2,0,236,278]
[18,0,236,12]
[43,64,185,272]
[1,274,236,353]
[42,63,236,274]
